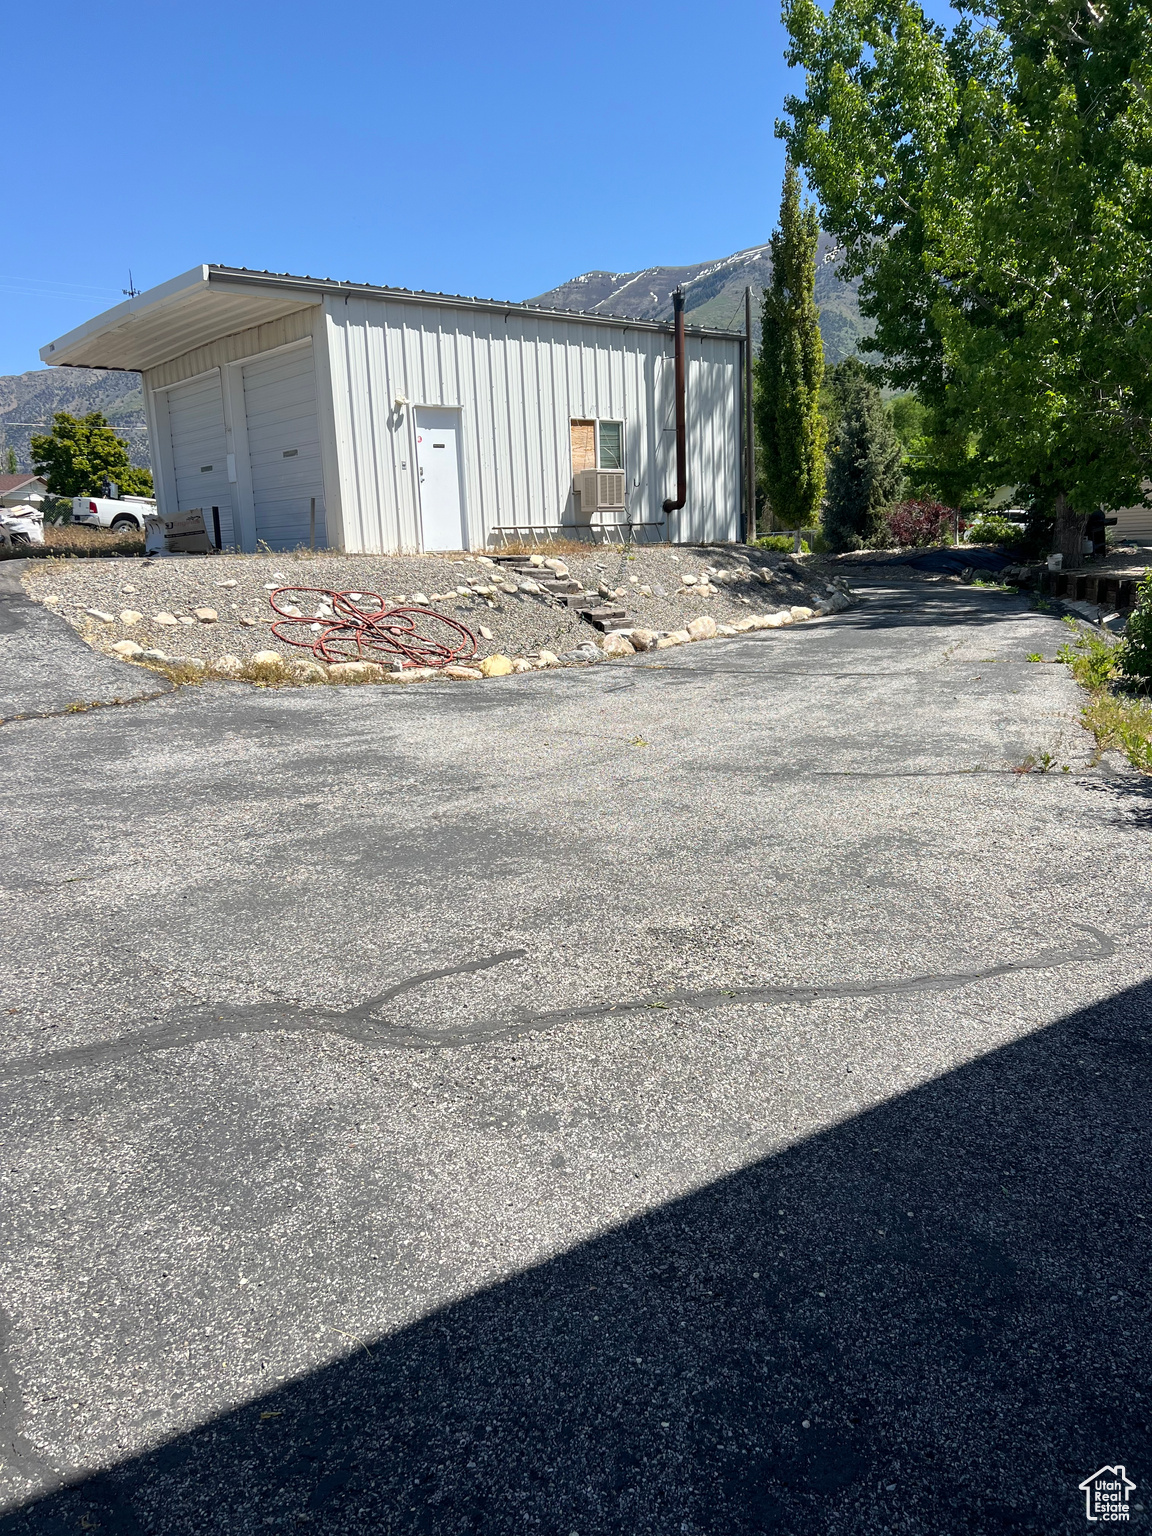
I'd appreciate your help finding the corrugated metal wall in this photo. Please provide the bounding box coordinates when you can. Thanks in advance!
[145,307,317,391]
[321,295,741,553]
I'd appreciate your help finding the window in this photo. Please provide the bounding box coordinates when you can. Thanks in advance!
[597,421,623,470]
[570,418,625,473]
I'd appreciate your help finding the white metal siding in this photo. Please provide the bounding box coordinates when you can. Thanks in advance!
[144,306,318,390]
[320,296,741,553]
[242,345,325,550]
[166,373,236,546]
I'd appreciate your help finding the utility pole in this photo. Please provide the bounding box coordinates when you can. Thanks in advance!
[745,285,755,542]
[123,270,140,298]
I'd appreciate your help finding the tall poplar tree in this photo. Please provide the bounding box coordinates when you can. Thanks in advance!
[755,161,826,531]
[781,0,1152,560]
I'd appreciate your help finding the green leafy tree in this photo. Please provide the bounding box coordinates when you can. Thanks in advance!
[756,161,827,531]
[824,372,906,548]
[3,447,16,475]
[30,411,153,499]
[780,0,1152,562]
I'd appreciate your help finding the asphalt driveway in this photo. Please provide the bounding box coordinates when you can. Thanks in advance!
[0,575,1149,1534]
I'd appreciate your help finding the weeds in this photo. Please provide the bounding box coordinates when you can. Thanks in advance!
[1026,653,1043,663]
[1013,751,1063,774]
[1055,622,1152,772]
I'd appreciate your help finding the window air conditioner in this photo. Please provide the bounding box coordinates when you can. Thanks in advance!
[573,468,626,514]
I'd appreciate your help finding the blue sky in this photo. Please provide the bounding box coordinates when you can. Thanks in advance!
[5,0,953,378]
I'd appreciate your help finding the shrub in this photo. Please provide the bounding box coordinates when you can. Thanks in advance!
[886,499,956,548]
[1118,569,1152,682]
[755,534,811,553]
[966,513,1026,547]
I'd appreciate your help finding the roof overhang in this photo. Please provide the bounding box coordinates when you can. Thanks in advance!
[39,266,320,372]
[42,264,744,374]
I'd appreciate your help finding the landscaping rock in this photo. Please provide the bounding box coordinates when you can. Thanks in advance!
[251,650,287,667]
[330,660,381,680]
[85,609,115,624]
[111,640,144,658]
[288,659,329,682]
[194,607,218,623]
[511,658,534,673]
[213,654,245,676]
[790,606,814,621]
[140,649,169,662]
[602,633,636,657]
[538,650,560,666]
[119,610,143,626]
[479,654,513,677]
[628,628,659,651]
[443,665,484,680]
[154,613,179,626]
[687,615,718,641]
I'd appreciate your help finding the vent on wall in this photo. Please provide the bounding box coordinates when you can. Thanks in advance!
[283,449,298,458]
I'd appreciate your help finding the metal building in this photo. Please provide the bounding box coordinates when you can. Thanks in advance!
[41,265,745,553]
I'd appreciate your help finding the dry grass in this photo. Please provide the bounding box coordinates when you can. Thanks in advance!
[2,524,146,561]
[137,655,420,689]
[487,535,595,557]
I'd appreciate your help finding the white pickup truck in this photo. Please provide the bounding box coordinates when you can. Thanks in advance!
[72,494,157,532]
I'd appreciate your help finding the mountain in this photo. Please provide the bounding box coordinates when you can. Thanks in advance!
[528,237,869,363]
[0,369,148,474]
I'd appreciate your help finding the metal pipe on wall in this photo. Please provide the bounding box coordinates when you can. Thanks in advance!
[745,286,755,543]
[663,287,687,515]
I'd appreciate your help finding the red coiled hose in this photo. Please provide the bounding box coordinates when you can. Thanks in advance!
[268,587,478,670]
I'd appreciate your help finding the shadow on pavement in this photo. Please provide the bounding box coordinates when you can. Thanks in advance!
[4,982,1149,1535]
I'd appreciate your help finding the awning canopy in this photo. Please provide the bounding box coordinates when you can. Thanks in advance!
[40,266,319,372]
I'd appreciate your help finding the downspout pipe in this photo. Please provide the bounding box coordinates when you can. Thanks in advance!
[662,286,687,515]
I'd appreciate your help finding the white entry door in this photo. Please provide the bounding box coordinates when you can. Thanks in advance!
[415,407,464,551]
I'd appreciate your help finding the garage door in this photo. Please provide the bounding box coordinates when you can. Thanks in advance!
[242,345,326,550]
[166,373,236,547]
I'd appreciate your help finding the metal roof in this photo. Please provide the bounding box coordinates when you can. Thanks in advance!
[41,263,745,373]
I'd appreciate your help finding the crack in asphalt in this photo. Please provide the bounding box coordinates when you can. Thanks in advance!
[0,685,176,727]
[0,928,1114,1084]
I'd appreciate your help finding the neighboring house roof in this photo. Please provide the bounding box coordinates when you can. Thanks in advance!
[39,263,744,374]
[0,474,47,495]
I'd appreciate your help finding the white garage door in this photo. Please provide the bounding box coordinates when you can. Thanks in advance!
[242,345,326,550]
[166,373,236,547]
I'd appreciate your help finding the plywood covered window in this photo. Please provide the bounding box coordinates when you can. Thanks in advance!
[570,418,624,472]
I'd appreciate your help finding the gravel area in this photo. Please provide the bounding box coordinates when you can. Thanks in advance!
[21,545,840,671]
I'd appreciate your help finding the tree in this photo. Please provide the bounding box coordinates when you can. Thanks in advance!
[780,0,1152,561]
[823,371,906,548]
[30,412,153,499]
[3,447,16,475]
[755,160,827,531]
